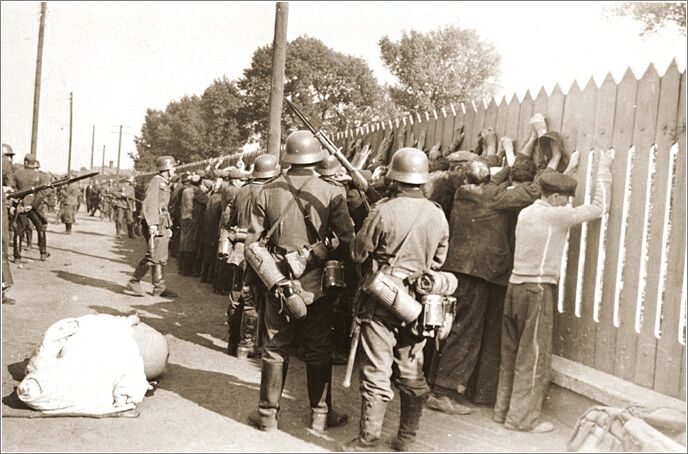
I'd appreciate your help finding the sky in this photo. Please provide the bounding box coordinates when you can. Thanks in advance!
[1,1,686,173]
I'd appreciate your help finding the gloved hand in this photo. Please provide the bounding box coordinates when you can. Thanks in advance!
[148,224,159,237]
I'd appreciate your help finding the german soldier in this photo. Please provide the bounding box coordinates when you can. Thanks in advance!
[2,144,17,304]
[114,176,136,238]
[127,156,177,298]
[59,171,81,234]
[342,148,450,452]
[245,130,355,433]
[13,154,50,261]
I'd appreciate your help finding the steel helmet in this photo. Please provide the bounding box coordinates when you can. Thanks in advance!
[155,155,176,172]
[23,154,39,169]
[316,155,341,177]
[252,154,280,179]
[386,148,430,185]
[2,143,15,157]
[283,130,326,165]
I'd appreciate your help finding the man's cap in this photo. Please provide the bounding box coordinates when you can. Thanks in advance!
[540,171,577,196]
[447,150,478,163]
[214,169,229,179]
[201,178,213,188]
[196,169,207,178]
[189,174,201,184]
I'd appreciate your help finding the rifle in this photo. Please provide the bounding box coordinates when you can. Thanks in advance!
[284,98,378,214]
[7,172,99,201]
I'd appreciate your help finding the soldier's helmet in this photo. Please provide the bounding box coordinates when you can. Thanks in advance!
[386,147,430,185]
[252,154,280,179]
[315,155,341,177]
[283,130,326,165]
[2,143,15,157]
[23,153,39,169]
[127,176,136,183]
[155,155,176,172]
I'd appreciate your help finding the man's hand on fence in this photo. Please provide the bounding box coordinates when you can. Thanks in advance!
[563,151,580,177]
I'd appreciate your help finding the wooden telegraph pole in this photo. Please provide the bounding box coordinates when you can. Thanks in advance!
[267,2,288,158]
[90,125,95,169]
[30,2,47,157]
[101,145,106,175]
[67,92,73,174]
[116,125,122,176]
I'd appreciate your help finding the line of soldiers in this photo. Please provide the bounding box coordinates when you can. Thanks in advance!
[84,176,141,238]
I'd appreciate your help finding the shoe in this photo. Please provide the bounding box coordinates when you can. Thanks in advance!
[154,288,177,298]
[2,296,16,305]
[40,252,51,261]
[426,394,472,415]
[504,420,553,433]
[332,351,348,365]
[127,281,147,297]
[389,392,425,452]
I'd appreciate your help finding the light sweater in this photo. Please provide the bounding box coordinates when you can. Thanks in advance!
[509,162,612,285]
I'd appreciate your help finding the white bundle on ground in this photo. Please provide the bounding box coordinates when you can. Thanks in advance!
[17,314,149,415]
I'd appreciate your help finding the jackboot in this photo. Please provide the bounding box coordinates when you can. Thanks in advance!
[389,392,426,452]
[127,259,149,297]
[65,223,72,234]
[227,295,242,356]
[236,305,258,359]
[127,224,135,239]
[307,363,348,432]
[26,230,33,249]
[340,398,388,451]
[115,221,121,236]
[37,230,49,260]
[248,360,288,431]
[152,264,177,298]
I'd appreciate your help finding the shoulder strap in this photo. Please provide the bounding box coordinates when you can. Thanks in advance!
[260,174,317,244]
[282,173,322,243]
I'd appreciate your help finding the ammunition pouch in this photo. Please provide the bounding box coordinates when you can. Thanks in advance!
[416,295,456,339]
[283,240,328,279]
[322,260,346,293]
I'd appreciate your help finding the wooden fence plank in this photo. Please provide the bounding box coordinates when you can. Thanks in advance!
[553,81,583,356]
[450,103,467,153]
[654,69,687,398]
[634,62,682,389]
[615,64,661,382]
[533,87,549,119]
[506,94,520,145]
[495,97,508,139]
[517,91,534,149]
[561,77,598,365]
[462,102,477,152]
[441,106,456,154]
[485,98,499,130]
[579,74,616,369]
[434,109,446,153]
[681,345,686,401]
[596,68,638,374]
[426,111,438,151]
[547,84,566,133]
[471,100,487,151]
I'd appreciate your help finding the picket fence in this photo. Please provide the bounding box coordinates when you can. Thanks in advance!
[332,62,687,401]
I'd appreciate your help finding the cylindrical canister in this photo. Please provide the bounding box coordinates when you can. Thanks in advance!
[322,260,346,292]
[363,272,422,324]
[218,236,232,257]
[245,242,287,289]
[421,294,445,327]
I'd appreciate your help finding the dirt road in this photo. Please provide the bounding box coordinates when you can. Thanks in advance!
[2,211,570,452]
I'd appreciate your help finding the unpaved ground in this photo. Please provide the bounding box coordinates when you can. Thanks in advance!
[1,210,571,452]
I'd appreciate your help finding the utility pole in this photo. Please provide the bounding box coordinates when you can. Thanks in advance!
[101,145,105,175]
[267,2,288,158]
[30,1,47,158]
[67,92,73,174]
[90,124,95,169]
[116,124,122,176]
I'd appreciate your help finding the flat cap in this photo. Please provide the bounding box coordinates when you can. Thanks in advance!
[447,150,478,163]
[540,171,577,196]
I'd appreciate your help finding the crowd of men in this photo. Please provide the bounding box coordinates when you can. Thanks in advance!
[2,111,613,450]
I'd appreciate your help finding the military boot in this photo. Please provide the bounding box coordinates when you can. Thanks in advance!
[127,259,149,297]
[152,264,177,298]
[307,363,348,432]
[389,392,426,452]
[236,304,258,359]
[127,224,135,239]
[248,359,288,431]
[38,230,50,260]
[340,398,388,451]
[65,223,72,234]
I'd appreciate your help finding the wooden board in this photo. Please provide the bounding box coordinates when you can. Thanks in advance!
[553,81,583,356]
[505,94,520,147]
[516,91,534,149]
[547,84,566,133]
[484,98,499,131]
[495,97,508,139]
[533,87,549,120]
[441,105,456,154]
[462,102,477,152]
[595,69,638,374]
[634,62,682,389]
[451,103,467,153]
[561,77,598,365]
[615,64,661,382]
[471,100,487,151]
[426,111,438,151]
[653,69,687,398]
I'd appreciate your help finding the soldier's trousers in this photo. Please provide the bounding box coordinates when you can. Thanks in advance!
[2,197,12,288]
[13,210,47,256]
[494,282,554,431]
[115,207,134,232]
[359,303,429,402]
[263,293,334,366]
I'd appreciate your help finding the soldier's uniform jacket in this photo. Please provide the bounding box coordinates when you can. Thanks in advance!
[351,188,449,279]
[14,167,50,207]
[113,183,135,210]
[248,168,355,302]
[180,186,195,220]
[230,180,267,230]
[142,174,171,229]
[60,182,81,206]
[2,156,16,189]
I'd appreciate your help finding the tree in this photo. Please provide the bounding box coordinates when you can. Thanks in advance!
[200,77,249,155]
[605,2,686,36]
[379,25,501,113]
[238,36,386,144]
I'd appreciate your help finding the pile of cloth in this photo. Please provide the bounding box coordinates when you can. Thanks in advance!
[415,270,458,296]
[17,314,150,415]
